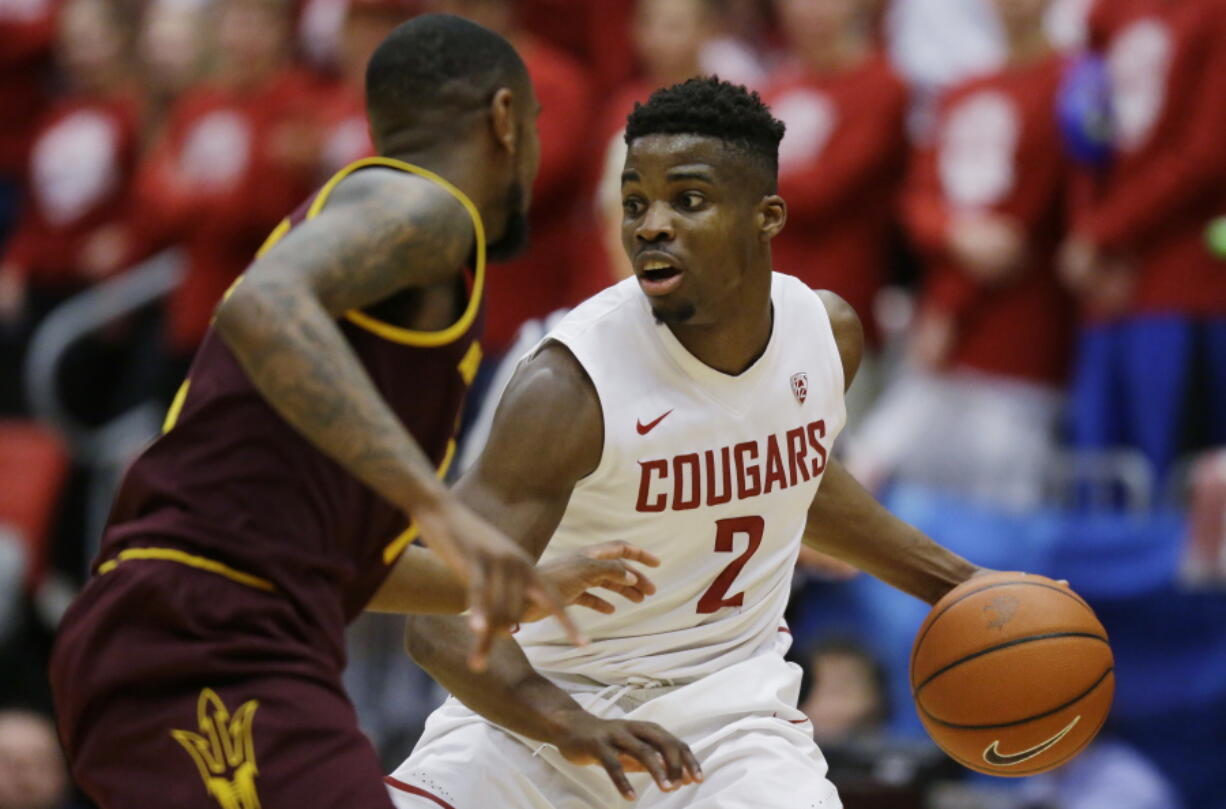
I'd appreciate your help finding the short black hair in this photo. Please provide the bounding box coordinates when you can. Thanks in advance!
[365,13,529,141]
[624,76,786,191]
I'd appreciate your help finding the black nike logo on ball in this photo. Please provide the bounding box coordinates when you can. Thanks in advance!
[983,716,1081,767]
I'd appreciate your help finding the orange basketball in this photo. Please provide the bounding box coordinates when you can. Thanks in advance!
[910,572,1114,776]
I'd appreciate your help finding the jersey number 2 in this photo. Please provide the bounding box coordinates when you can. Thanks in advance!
[696,516,764,613]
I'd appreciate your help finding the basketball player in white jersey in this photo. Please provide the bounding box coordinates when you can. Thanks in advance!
[385,77,985,808]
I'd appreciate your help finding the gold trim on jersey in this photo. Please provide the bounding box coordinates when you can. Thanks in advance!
[97,547,276,592]
[256,156,487,348]
[163,379,191,433]
[381,437,457,565]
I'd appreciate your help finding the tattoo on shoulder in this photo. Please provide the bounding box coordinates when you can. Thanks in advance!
[265,169,475,316]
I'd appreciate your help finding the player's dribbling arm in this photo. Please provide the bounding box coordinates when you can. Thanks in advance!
[405,614,702,800]
[212,168,578,659]
[802,291,981,604]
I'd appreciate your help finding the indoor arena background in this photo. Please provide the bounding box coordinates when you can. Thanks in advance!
[2,1,1224,808]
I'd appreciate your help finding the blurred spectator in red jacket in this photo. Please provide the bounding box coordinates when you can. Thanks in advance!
[312,0,418,179]
[136,0,213,143]
[0,0,59,251]
[427,0,595,355]
[516,0,635,94]
[129,0,319,377]
[764,0,907,417]
[1060,0,1226,485]
[590,0,765,287]
[0,0,141,414]
[849,0,1075,509]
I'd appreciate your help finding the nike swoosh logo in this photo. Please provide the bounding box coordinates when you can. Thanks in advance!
[636,409,674,435]
[982,715,1081,767]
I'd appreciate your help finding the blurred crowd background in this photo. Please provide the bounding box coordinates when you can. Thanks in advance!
[2,0,1225,807]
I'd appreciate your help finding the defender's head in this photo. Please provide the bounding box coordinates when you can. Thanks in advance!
[621,76,786,325]
[366,13,539,259]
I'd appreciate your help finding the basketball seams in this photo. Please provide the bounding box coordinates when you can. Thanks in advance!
[909,579,1096,680]
[917,666,1114,730]
[913,631,1110,695]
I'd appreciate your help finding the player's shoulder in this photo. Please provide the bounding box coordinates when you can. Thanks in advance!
[327,165,467,223]
[546,277,642,345]
[318,165,474,263]
[776,274,862,391]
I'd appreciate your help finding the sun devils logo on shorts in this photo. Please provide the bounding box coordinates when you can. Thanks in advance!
[790,372,808,404]
[171,688,262,809]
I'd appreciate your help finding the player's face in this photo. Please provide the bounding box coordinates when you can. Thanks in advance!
[620,134,782,325]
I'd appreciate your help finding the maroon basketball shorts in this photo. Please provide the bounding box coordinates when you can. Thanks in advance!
[50,554,395,809]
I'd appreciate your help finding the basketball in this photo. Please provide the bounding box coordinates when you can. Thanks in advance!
[910,572,1115,777]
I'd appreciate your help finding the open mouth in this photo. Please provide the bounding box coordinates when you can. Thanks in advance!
[636,260,684,296]
[641,266,681,283]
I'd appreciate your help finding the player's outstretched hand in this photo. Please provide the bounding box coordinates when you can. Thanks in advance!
[414,495,586,671]
[524,541,660,622]
[550,711,703,800]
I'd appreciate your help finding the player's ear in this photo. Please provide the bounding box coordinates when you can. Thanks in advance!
[490,87,516,154]
[758,195,787,241]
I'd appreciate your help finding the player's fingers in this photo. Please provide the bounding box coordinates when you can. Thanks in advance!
[531,577,588,647]
[614,731,671,792]
[597,748,636,801]
[631,724,694,786]
[587,561,655,599]
[574,592,616,614]
[625,565,657,596]
[466,570,492,672]
[497,558,526,630]
[597,582,645,603]
[579,558,638,588]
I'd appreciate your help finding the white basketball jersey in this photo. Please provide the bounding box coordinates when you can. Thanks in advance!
[515,272,847,685]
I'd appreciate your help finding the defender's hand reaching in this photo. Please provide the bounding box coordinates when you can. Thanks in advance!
[525,541,660,622]
[414,495,586,671]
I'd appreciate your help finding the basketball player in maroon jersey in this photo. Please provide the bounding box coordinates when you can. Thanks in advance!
[50,15,694,809]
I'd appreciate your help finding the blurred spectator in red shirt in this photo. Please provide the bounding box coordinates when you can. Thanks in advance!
[0,0,58,235]
[136,0,213,142]
[129,0,319,375]
[764,0,907,420]
[0,0,140,414]
[1060,0,1226,484]
[516,0,635,94]
[849,0,1074,509]
[427,0,595,355]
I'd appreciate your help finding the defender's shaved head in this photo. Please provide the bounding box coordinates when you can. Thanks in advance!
[365,13,530,145]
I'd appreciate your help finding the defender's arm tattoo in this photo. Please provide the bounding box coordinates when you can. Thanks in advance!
[213,169,473,514]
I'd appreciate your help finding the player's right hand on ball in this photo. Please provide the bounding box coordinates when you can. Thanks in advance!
[550,711,703,800]
[414,496,586,671]
[524,541,660,622]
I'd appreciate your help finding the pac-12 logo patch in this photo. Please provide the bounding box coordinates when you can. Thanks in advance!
[790,372,808,404]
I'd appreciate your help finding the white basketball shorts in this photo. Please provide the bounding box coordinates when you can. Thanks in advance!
[385,652,842,809]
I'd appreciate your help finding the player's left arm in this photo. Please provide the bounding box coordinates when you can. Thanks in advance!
[801,291,983,604]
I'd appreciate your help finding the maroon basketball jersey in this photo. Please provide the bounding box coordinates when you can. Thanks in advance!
[98,157,486,664]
